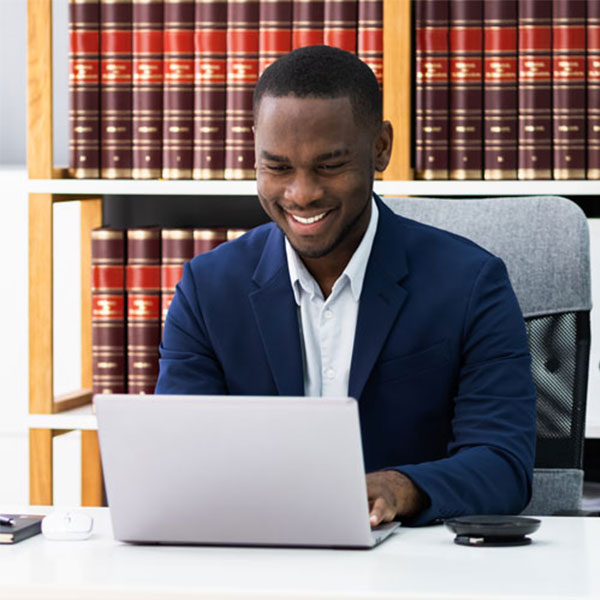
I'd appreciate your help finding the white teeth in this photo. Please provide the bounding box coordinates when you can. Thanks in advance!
[290,211,327,225]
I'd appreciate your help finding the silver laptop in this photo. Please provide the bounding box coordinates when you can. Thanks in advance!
[94,394,400,549]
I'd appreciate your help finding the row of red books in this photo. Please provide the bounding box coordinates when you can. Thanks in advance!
[69,0,383,181]
[91,226,246,395]
[415,0,600,180]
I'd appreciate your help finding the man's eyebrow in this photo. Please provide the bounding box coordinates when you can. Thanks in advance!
[261,150,289,162]
[315,149,350,162]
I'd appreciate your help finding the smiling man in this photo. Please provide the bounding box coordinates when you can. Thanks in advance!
[156,46,536,526]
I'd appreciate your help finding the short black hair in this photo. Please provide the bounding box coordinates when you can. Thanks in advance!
[253,45,382,130]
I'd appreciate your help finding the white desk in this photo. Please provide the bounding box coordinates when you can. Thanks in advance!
[0,508,599,600]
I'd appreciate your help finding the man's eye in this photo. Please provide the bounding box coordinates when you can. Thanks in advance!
[266,164,290,172]
[320,163,345,171]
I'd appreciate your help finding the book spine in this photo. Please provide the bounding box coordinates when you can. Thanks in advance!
[100,0,133,179]
[588,0,600,179]
[225,1,260,180]
[127,228,161,394]
[358,0,383,89]
[517,0,552,180]
[449,0,483,180]
[226,228,250,241]
[161,229,194,330]
[259,0,293,75]
[92,228,126,394]
[193,0,227,180]
[163,0,195,179]
[193,228,227,255]
[552,0,587,180]
[324,0,357,52]
[292,0,324,49]
[483,0,517,180]
[415,0,449,180]
[132,0,163,180]
[69,0,100,178]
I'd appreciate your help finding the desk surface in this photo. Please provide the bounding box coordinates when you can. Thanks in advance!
[0,507,599,600]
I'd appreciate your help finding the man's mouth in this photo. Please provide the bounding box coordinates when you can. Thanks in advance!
[289,211,328,225]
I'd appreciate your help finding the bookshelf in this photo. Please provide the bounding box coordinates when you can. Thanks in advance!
[25,0,597,507]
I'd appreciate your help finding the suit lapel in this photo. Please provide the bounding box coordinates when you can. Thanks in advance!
[348,197,409,401]
[249,226,305,396]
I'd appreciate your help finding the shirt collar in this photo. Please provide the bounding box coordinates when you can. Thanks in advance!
[285,196,379,305]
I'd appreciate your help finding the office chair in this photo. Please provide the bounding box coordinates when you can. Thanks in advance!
[384,195,591,515]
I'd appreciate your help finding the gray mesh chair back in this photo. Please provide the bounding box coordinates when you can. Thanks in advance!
[383,196,591,515]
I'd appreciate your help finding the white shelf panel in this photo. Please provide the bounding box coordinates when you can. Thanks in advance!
[28,404,97,431]
[27,178,600,197]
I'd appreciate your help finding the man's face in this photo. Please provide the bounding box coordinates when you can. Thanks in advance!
[254,95,390,262]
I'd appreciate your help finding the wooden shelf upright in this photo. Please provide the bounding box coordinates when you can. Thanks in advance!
[27,0,103,506]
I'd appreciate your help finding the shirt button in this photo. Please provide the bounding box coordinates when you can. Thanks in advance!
[326,368,336,380]
[324,310,333,319]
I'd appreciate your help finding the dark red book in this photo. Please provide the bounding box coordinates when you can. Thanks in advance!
[483,0,517,180]
[100,0,132,179]
[517,0,552,180]
[132,0,163,180]
[193,0,227,179]
[69,0,100,179]
[259,0,292,75]
[292,0,324,49]
[588,0,600,179]
[91,228,126,395]
[163,0,195,179]
[225,1,259,180]
[449,0,483,180]
[161,229,194,330]
[358,0,383,90]
[324,0,357,52]
[552,0,586,180]
[193,228,227,255]
[126,228,161,394]
[415,0,449,180]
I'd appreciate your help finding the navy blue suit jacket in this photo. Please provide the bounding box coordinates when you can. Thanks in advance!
[156,196,536,525]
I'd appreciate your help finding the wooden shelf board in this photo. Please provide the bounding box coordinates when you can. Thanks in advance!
[27,178,600,197]
[28,404,97,431]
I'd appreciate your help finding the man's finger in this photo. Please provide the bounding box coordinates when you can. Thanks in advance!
[369,497,393,526]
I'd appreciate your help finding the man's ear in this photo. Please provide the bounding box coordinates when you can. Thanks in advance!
[373,120,393,173]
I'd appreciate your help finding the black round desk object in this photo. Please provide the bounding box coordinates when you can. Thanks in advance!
[444,515,541,547]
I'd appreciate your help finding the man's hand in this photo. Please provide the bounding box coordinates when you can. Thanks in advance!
[366,470,428,525]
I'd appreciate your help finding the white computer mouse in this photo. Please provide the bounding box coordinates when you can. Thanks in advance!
[41,511,94,541]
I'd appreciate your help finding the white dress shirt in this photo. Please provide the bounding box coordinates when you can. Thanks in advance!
[285,197,379,397]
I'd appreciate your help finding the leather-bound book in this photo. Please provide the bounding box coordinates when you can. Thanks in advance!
[193,228,227,255]
[259,0,292,75]
[161,229,194,330]
[483,0,517,180]
[588,0,600,179]
[449,0,483,180]
[225,1,259,180]
[552,0,586,180]
[69,0,100,178]
[292,0,324,49]
[100,0,132,179]
[517,0,552,180]
[324,0,357,52]
[132,0,163,180]
[415,0,449,180]
[226,228,249,241]
[163,0,195,179]
[126,228,161,394]
[193,0,227,179]
[91,228,126,394]
[358,0,383,90]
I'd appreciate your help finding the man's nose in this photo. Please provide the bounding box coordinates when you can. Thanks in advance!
[283,170,323,208]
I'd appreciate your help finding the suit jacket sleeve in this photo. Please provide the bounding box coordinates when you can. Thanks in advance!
[396,256,537,526]
[155,261,227,394]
